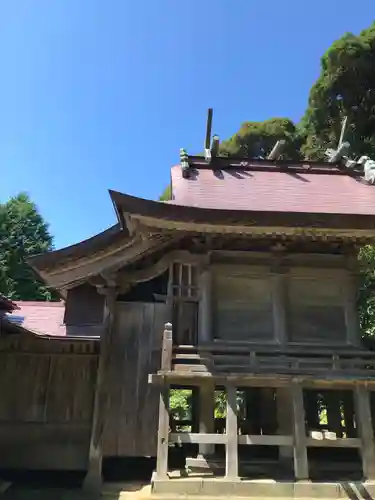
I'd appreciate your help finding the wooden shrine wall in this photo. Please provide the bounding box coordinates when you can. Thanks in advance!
[212,263,350,345]
[102,301,168,457]
[0,335,98,470]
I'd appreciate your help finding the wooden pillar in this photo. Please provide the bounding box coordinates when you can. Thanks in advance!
[326,391,343,438]
[343,391,355,437]
[305,391,320,430]
[225,383,238,480]
[198,267,212,343]
[156,383,170,479]
[354,386,375,480]
[199,381,215,456]
[271,267,287,345]
[155,323,173,479]
[344,270,360,346]
[277,388,293,463]
[83,284,117,494]
[260,388,276,434]
[292,382,309,480]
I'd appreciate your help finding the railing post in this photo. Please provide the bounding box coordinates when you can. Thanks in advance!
[161,322,173,372]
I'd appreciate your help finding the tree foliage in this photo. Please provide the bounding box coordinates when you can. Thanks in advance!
[0,193,58,301]
[301,23,375,159]
[219,118,302,160]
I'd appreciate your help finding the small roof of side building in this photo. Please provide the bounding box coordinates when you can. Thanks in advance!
[28,155,375,291]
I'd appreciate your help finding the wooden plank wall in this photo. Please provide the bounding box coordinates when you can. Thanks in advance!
[102,302,168,457]
[213,265,274,342]
[0,336,98,470]
[212,263,348,345]
[288,269,347,343]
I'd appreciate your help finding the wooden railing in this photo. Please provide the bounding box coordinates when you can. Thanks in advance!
[159,323,375,377]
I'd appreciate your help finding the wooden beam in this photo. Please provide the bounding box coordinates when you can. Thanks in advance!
[306,437,360,448]
[156,384,170,479]
[225,383,239,480]
[170,433,226,445]
[83,285,117,494]
[150,372,375,390]
[354,386,375,480]
[292,382,309,480]
[238,435,293,446]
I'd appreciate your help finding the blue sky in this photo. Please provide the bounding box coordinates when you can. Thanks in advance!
[0,1,373,249]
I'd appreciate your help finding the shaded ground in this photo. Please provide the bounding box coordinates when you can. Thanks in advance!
[1,483,151,500]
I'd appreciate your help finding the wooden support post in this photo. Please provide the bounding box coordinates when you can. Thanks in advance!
[292,382,309,480]
[305,391,320,430]
[354,386,375,480]
[198,267,212,344]
[326,391,343,438]
[199,381,215,456]
[277,388,293,464]
[83,285,117,494]
[344,271,360,346]
[156,382,170,479]
[343,391,355,437]
[271,269,287,345]
[260,388,276,434]
[225,383,239,480]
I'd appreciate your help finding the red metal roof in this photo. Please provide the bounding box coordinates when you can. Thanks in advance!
[171,166,375,215]
[11,301,66,336]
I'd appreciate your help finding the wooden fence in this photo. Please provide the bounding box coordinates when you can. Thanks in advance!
[0,334,99,470]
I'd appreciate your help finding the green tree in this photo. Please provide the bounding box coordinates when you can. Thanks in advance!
[159,184,172,201]
[0,192,58,301]
[219,118,302,160]
[301,22,375,159]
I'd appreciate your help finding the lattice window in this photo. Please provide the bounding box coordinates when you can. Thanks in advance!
[171,263,199,345]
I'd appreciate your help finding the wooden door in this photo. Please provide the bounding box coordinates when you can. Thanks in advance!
[102,301,168,457]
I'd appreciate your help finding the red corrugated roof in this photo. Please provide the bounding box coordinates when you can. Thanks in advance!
[171,166,375,215]
[11,301,66,336]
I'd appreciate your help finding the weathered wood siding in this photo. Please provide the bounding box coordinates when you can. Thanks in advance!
[210,262,349,345]
[0,335,98,470]
[64,284,104,327]
[288,269,346,343]
[213,265,273,342]
[102,301,168,457]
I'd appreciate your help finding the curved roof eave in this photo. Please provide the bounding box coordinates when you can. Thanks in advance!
[109,189,375,234]
[28,223,124,273]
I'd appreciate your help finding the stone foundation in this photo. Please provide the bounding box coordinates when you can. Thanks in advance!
[151,474,375,498]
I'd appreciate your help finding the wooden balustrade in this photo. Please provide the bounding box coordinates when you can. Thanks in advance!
[154,323,375,483]
[161,341,375,377]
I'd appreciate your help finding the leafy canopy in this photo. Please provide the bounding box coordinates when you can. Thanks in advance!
[0,192,58,301]
[301,22,375,159]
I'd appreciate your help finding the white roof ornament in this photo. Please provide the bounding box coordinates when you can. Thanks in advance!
[360,156,375,185]
[325,116,351,163]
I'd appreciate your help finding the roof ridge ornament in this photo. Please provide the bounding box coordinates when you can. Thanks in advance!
[204,108,220,163]
[324,116,375,184]
[180,148,190,178]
